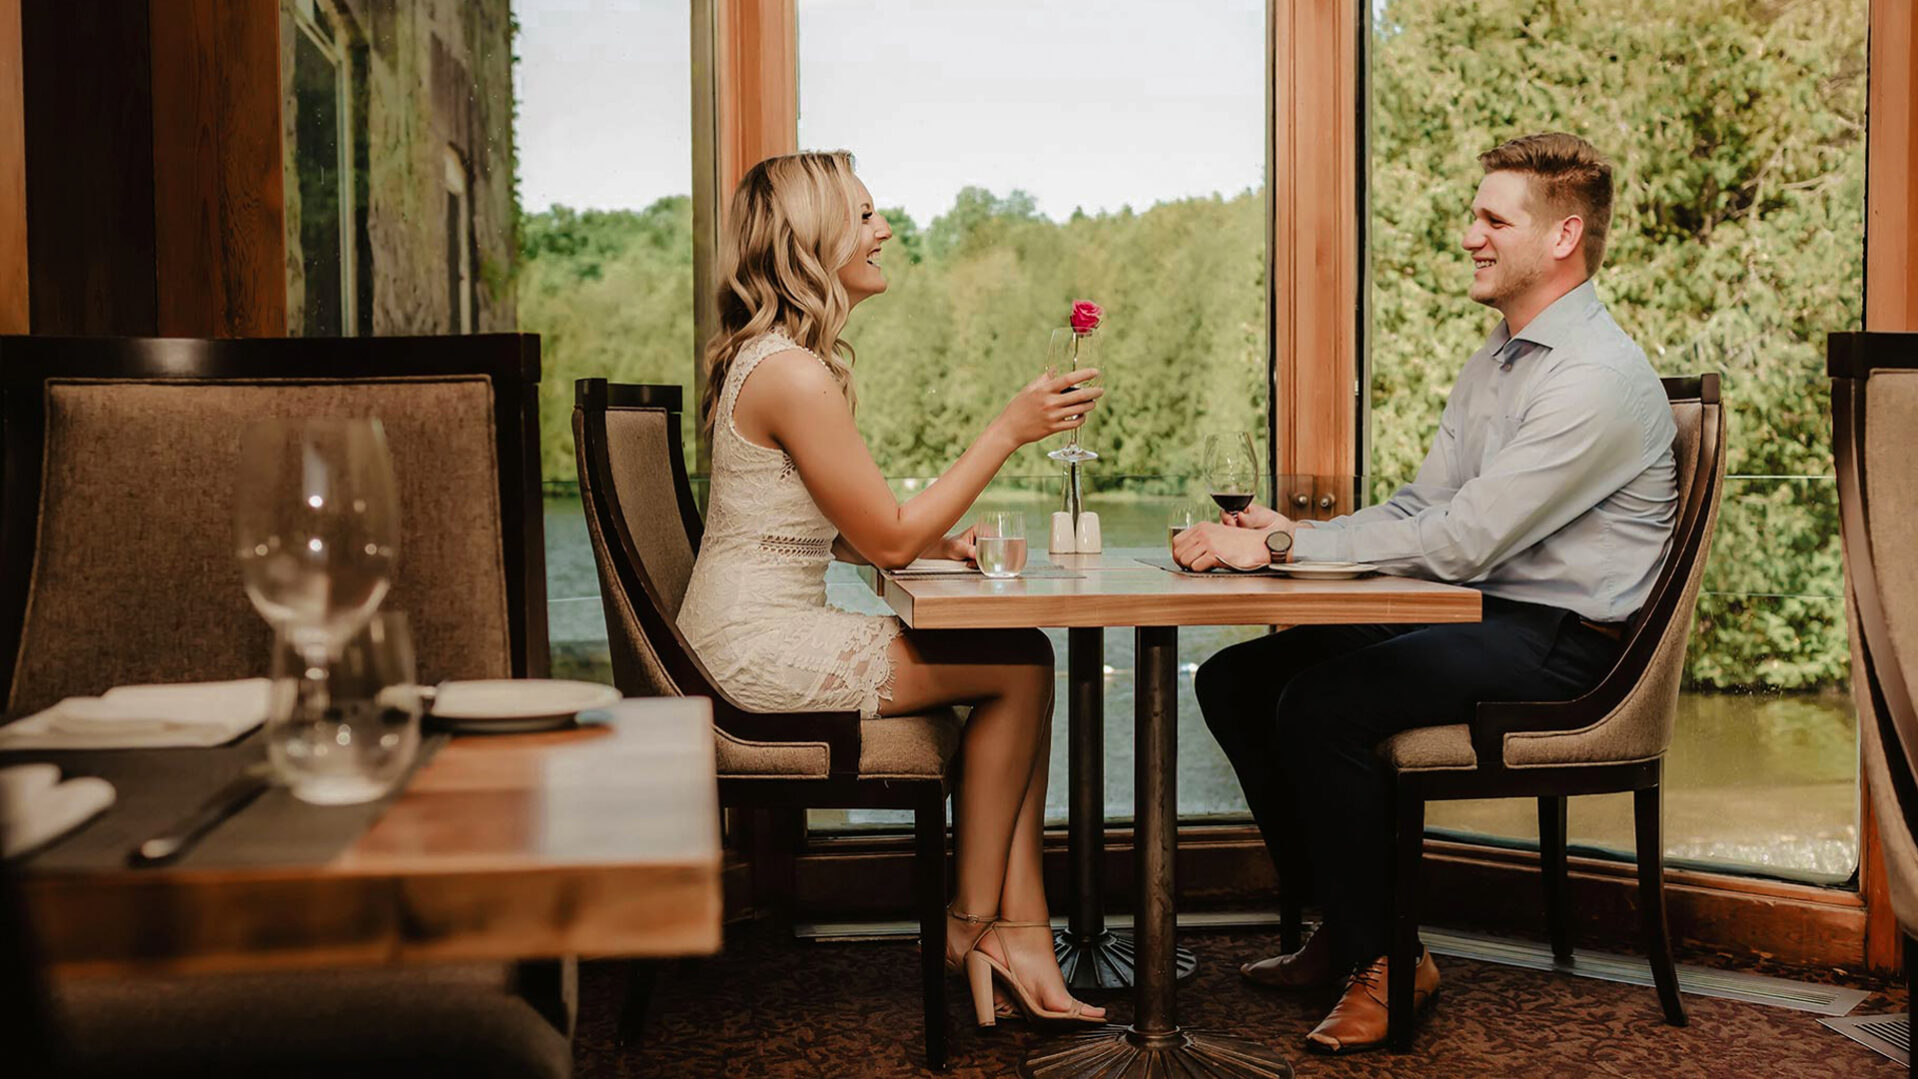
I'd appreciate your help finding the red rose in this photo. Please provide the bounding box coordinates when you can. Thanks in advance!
[1069,300,1103,335]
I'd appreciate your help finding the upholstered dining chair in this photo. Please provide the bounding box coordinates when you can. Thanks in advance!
[1373,374,1725,1051]
[0,334,570,1077]
[1830,331,1918,1064]
[572,378,960,1069]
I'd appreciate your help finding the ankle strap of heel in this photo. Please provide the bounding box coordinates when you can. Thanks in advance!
[946,905,998,925]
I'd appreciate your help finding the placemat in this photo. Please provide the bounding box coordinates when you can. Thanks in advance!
[7,730,448,871]
[887,564,1083,580]
[1134,556,1291,577]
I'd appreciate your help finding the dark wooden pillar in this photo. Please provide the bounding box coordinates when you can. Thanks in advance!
[148,0,286,337]
[19,0,284,337]
[0,0,25,334]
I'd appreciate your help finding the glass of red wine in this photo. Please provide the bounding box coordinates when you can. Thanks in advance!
[1204,432,1260,524]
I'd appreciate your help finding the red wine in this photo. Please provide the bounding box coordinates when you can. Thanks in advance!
[1211,492,1254,514]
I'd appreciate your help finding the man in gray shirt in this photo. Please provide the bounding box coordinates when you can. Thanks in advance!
[1175,132,1677,1054]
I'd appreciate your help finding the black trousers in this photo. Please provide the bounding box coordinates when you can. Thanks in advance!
[1194,595,1621,971]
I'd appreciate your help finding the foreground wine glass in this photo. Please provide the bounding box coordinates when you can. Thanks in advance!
[1204,432,1261,523]
[1045,327,1102,464]
[268,612,422,805]
[235,418,401,658]
[975,511,1029,579]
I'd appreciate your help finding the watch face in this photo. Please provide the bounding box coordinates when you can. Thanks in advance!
[1266,530,1292,555]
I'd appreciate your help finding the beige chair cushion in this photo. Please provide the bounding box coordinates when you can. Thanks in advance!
[717,708,962,780]
[1382,723,1477,772]
[51,964,571,1078]
[9,379,513,716]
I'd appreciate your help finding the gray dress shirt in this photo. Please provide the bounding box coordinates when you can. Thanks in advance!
[1290,279,1678,622]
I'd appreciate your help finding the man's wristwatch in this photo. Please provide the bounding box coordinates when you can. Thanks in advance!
[1265,529,1293,564]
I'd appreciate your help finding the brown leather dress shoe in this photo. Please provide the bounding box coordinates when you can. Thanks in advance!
[1239,926,1335,989]
[1304,950,1440,1054]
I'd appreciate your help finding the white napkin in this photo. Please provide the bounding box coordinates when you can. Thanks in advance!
[0,763,115,858]
[0,679,271,750]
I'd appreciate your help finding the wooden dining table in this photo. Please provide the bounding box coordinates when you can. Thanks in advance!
[867,547,1481,1078]
[20,696,723,977]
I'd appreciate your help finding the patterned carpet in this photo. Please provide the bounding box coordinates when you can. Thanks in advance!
[575,924,1908,1077]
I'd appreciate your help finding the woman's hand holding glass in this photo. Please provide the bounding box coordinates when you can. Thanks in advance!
[991,368,1104,448]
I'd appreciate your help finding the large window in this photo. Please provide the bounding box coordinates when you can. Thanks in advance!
[1365,0,1869,882]
[515,0,697,679]
[797,0,1269,829]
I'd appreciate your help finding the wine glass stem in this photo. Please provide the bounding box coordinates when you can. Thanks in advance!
[1066,334,1083,452]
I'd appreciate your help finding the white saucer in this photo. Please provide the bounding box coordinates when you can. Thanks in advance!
[1271,561,1377,580]
[428,679,622,733]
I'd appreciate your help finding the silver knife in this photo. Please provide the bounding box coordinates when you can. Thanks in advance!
[127,766,272,867]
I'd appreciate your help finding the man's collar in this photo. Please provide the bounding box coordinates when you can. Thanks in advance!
[1502,278,1600,352]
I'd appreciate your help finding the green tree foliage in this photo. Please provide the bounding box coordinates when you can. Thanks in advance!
[519,0,1865,691]
[1370,0,1865,689]
[518,199,698,481]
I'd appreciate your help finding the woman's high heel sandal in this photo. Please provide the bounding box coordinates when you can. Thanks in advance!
[962,918,1103,1028]
[945,906,1015,1028]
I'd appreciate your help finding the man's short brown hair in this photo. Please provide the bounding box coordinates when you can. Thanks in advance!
[1478,132,1614,276]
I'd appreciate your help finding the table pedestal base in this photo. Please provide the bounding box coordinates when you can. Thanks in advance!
[1053,929,1198,991]
[1020,1027,1295,1078]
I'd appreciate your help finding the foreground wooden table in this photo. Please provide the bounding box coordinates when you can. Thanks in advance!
[869,548,1481,1078]
[25,697,723,976]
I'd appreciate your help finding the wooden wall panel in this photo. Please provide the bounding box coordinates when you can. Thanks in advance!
[148,0,286,337]
[1268,0,1360,516]
[0,0,24,333]
[21,0,158,334]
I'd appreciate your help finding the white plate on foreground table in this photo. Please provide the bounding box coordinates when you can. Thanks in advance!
[1269,561,1378,580]
[428,679,622,733]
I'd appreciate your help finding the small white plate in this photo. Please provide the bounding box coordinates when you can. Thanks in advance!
[1271,561,1377,580]
[428,679,622,733]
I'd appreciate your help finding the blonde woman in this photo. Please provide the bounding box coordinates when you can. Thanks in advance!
[676,151,1105,1027]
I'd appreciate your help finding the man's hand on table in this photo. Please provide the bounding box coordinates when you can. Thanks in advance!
[1171,502,1307,572]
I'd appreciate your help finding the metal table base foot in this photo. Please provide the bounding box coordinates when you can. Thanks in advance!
[1054,929,1198,991]
[1020,1027,1294,1078]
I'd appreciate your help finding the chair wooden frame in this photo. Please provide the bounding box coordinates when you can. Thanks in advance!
[572,378,953,1069]
[1382,374,1723,1050]
[1829,331,1918,1059]
[0,334,550,706]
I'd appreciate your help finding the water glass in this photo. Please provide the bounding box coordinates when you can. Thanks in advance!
[1167,504,1204,551]
[975,511,1029,579]
[268,612,422,805]
[235,417,401,657]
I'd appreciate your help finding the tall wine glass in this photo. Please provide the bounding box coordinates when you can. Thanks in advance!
[1204,432,1261,525]
[235,418,401,662]
[1045,327,1102,464]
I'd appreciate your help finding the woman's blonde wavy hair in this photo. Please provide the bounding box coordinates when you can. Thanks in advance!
[701,150,865,432]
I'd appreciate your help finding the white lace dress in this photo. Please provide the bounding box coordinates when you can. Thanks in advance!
[677,331,903,718]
